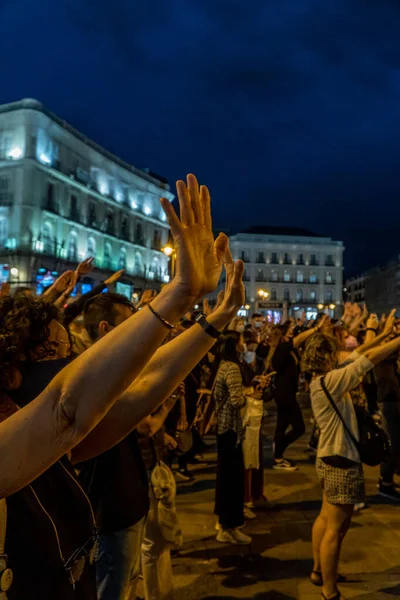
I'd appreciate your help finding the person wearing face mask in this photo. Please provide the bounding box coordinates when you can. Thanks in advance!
[250,313,264,342]
[241,332,272,512]
[226,317,245,334]
[213,332,252,545]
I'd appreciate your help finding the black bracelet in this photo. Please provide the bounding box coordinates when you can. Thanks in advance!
[366,327,377,333]
[195,312,221,339]
[147,303,175,330]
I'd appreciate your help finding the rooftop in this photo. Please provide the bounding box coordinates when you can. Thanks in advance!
[0,98,170,191]
[240,225,322,237]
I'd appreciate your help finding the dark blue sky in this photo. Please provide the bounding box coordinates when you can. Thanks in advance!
[2,0,400,276]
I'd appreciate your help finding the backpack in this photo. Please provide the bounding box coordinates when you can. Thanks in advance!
[320,377,391,467]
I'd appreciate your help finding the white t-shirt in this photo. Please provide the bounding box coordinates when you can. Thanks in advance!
[310,352,374,463]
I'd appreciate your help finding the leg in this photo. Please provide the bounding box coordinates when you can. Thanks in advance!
[280,400,306,453]
[251,431,265,502]
[215,430,244,529]
[274,405,290,459]
[379,401,400,485]
[96,517,147,600]
[320,498,353,598]
[244,468,253,504]
[142,487,174,600]
[312,495,329,574]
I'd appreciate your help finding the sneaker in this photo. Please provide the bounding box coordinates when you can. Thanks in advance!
[245,501,255,509]
[252,496,276,510]
[216,529,236,544]
[243,507,257,520]
[175,469,195,482]
[354,502,366,512]
[378,484,400,502]
[273,459,298,471]
[231,528,252,545]
[215,521,244,531]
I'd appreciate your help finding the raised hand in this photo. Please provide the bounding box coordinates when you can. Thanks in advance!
[218,244,245,318]
[383,309,396,337]
[76,257,94,278]
[160,174,228,301]
[203,298,212,316]
[366,313,379,331]
[137,289,157,308]
[52,270,74,293]
[104,269,125,286]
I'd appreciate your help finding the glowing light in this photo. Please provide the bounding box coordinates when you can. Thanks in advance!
[329,303,336,310]
[40,153,51,165]
[8,147,22,160]
[194,304,200,310]
[148,271,155,280]
[131,200,138,210]
[244,304,251,310]
[257,289,269,299]
[144,206,151,216]
[163,274,170,283]
[35,240,44,252]
[317,304,324,310]
[99,181,109,196]
[162,245,174,257]
[132,292,139,300]
[161,212,167,222]
[10,267,19,277]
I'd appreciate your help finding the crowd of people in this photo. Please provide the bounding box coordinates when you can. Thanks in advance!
[0,176,399,600]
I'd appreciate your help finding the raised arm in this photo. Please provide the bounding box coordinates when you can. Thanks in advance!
[292,315,329,348]
[71,248,245,462]
[0,174,228,498]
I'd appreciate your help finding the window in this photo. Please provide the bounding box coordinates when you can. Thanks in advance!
[121,216,129,241]
[310,290,316,301]
[67,231,78,261]
[325,289,333,303]
[0,177,11,205]
[70,195,79,221]
[325,254,334,266]
[271,289,277,301]
[87,237,96,258]
[284,289,290,301]
[42,222,53,254]
[0,217,8,246]
[136,222,144,245]
[271,252,278,264]
[283,270,291,282]
[256,269,264,281]
[104,242,112,269]
[105,210,114,235]
[310,272,317,283]
[257,252,265,263]
[0,132,12,159]
[297,253,304,265]
[240,251,250,262]
[296,289,304,302]
[153,229,161,250]
[88,203,97,227]
[151,257,160,279]
[296,270,304,283]
[310,254,318,266]
[119,247,127,270]
[271,270,278,282]
[134,252,143,275]
[325,272,333,283]
[284,252,291,264]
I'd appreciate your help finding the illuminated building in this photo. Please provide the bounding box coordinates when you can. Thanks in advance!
[229,226,344,321]
[0,98,173,296]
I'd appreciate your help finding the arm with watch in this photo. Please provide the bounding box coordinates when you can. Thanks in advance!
[292,315,330,349]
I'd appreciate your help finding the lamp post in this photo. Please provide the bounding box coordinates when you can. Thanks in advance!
[162,244,176,279]
[256,288,269,312]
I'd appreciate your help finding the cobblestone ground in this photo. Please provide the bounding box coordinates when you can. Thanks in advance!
[172,408,400,600]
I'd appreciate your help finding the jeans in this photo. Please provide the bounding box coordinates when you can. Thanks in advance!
[214,429,244,530]
[96,516,147,600]
[379,401,400,484]
[274,397,305,459]
[141,486,174,600]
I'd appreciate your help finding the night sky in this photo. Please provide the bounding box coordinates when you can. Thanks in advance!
[1,0,400,276]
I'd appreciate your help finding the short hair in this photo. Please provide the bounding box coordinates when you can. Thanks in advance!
[243,330,258,345]
[83,292,136,342]
[251,313,263,320]
[301,333,341,375]
[13,286,34,298]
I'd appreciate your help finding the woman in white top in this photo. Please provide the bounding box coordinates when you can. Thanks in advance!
[301,312,400,600]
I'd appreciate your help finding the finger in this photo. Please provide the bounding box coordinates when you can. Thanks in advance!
[214,233,229,266]
[200,185,211,229]
[160,198,182,238]
[215,290,225,310]
[187,174,203,224]
[176,179,194,225]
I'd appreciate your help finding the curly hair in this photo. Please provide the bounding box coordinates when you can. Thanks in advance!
[301,332,341,376]
[0,295,61,389]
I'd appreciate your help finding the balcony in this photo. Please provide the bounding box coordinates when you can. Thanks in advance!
[255,276,268,282]
[240,257,250,263]
[309,279,319,285]
[310,260,319,266]
[256,257,265,264]
[44,201,59,215]
[243,275,251,282]
[325,280,336,285]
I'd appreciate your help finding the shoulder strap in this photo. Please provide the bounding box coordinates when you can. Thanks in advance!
[0,498,6,556]
[320,377,360,451]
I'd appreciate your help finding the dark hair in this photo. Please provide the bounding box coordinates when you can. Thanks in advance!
[0,295,61,388]
[251,313,262,320]
[216,331,241,366]
[243,330,258,345]
[13,286,34,298]
[84,293,136,342]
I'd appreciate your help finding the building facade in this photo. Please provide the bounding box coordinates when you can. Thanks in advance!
[364,262,400,316]
[345,274,368,304]
[229,227,344,322]
[0,98,173,297]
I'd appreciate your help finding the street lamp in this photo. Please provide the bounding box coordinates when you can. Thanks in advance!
[257,289,269,300]
[10,268,19,278]
[162,244,176,278]
[317,303,324,310]
[244,304,250,310]
[329,303,336,311]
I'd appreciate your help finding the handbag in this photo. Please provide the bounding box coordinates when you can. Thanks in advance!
[174,429,193,456]
[320,377,391,467]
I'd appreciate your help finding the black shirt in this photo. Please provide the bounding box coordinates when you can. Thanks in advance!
[272,339,300,402]
[81,433,150,535]
[7,360,97,599]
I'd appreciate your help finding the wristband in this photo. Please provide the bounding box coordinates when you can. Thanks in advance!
[195,312,221,339]
[366,327,377,333]
[147,303,175,330]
